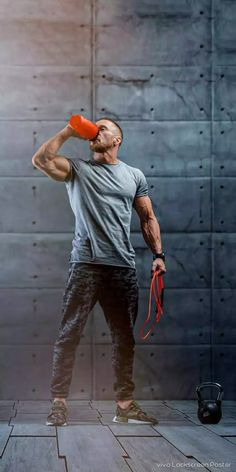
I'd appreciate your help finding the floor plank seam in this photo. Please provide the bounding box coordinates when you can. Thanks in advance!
[56,426,69,472]
[0,425,14,459]
[114,435,132,460]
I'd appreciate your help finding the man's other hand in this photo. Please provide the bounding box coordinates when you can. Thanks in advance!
[66,124,85,139]
[151,258,167,277]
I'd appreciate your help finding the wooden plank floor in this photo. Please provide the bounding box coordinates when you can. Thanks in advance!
[0,400,235,471]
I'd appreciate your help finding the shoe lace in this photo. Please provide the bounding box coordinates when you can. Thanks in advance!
[126,401,157,423]
[52,401,66,412]
[129,400,147,414]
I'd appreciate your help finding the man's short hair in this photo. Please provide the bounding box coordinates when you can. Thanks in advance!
[98,117,123,147]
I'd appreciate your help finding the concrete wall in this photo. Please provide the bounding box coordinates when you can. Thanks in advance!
[0,0,235,399]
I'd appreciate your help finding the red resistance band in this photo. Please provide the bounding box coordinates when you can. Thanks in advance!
[139,271,165,341]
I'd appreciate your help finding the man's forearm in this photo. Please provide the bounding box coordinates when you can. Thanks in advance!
[32,125,74,164]
[141,215,163,253]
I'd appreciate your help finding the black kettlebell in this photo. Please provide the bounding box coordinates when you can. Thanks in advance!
[196,382,224,424]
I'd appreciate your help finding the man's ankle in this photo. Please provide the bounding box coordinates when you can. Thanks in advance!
[117,399,133,409]
[53,397,67,405]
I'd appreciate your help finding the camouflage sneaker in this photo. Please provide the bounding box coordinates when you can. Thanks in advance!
[46,400,67,426]
[113,400,158,425]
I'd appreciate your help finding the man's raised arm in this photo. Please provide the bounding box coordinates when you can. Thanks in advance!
[31,124,81,182]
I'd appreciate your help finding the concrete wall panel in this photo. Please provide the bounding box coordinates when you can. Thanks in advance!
[214,67,236,120]
[0,23,91,66]
[213,290,236,344]
[213,346,236,399]
[96,0,211,66]
[0,288,92,344]
[0,0,91,22]
[213,122,236,176]
[213,178,236,232]
[119,121,211,177]
[0,178,74,233]
[0,345,92,400]
[0,67,91,119]
[214,0,236,65]
[0,234,72,288]
[95,67,211,121]
[213,234,236,288]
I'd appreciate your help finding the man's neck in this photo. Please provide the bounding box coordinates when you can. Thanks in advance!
[92,152,119,165]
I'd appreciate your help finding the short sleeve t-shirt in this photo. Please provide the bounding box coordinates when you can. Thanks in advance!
[64,157,148,269]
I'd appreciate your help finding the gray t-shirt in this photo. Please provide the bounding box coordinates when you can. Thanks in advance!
[64,157,148,269]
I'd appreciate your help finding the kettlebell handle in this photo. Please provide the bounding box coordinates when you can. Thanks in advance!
[196,382,224,401]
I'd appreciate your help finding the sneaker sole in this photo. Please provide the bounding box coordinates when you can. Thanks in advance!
[113,415,158,425]
[46,420,67,426]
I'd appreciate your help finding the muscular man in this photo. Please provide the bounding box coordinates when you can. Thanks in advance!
[32,117,166,426]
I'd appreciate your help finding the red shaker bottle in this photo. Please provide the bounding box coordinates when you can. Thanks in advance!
[69,114,99,140]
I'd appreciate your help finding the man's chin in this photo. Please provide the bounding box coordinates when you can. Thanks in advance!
[90,143,107,152]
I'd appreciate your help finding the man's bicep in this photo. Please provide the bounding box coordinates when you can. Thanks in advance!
[63,157,82,182]
[63,158,74,181]
[46,156,79,182]
[33,154,74,182]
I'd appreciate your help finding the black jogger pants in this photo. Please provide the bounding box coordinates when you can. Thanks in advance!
[50,262,139,401]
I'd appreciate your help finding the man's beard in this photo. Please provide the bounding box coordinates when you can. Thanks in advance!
[90,141,111,152]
